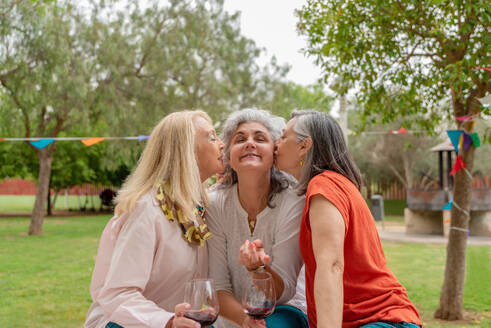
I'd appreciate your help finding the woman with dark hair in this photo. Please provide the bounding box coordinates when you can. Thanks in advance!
[206,109,307,328]
[274,110,422,328]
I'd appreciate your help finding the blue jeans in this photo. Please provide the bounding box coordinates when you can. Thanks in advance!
[360,322,420,328]
[265,304,309,328]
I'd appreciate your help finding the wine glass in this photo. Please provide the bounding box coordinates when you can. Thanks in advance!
[242,271,276,320]
[183,279,219,327]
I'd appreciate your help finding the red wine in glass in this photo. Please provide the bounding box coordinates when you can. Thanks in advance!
[183,310,218,327]
[183,279,220,328]
[242,272,276,320]
[244,300,275,319]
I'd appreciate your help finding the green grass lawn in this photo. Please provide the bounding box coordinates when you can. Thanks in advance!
[0,216,489,327]
[0,195,104,213]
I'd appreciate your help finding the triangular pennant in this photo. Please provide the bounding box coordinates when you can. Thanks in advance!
[458,133,464,152]
[0,138,4,141]
[456,113,480,122]
[447,130,462,153]
[443,201,453,210]
[30,139,55,149]
[462,132,472,151]
[450,155,466,175]
[470,133,480,148]
[138,135,150,141]
[81,137,105,146]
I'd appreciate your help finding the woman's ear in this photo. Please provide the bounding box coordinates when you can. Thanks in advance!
[299,137,313,157]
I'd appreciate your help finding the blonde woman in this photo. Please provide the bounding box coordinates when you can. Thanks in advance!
[85,111,224,328]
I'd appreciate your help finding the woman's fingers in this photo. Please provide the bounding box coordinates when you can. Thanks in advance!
[172,303,201,328]
[239,239,271,269]
[174,303,190,316]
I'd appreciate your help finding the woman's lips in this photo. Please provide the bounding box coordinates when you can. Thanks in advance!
[240,153,260,160]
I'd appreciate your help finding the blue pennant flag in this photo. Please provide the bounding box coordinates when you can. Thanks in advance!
[30,139,55,149]
[442,201,453,210]
[138,135,149,142]
[447,130,462,153]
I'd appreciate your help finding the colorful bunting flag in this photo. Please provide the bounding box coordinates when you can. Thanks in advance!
[0,138,4,141]
[443,201,453,210]
[470,133,480,148]
[30,139,55,149]
[462,132,472,151]
[456,113,480,122]
[475,67,491,72]
[389,128,408,134]
[81,137,105,146]
[447,130,462,153]
[138,135,150,141]
[458,133,464,152]
[450,155,466,175]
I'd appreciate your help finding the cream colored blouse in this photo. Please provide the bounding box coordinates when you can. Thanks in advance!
[84,192,208,328]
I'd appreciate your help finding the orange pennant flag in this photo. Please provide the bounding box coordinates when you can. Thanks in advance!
[81,137,105,146]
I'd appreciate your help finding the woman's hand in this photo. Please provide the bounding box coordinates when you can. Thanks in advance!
[239,239,270,271]
[242,315,267,328]
[168,303,201,328]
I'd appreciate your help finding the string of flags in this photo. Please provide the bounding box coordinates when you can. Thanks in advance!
[0,136,150,149]
[440,93,488,235]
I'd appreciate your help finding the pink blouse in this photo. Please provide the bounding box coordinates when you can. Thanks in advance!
[84,193,208,328]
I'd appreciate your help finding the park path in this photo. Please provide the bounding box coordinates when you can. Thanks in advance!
[377,222,491,246]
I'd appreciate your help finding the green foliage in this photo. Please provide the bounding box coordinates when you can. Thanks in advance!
[297,0,490,130]
[255,81,334,120]
[0,0,334,189]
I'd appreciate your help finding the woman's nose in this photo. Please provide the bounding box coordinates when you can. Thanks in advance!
[244,137,256,148]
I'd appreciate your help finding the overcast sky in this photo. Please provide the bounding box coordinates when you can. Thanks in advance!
[223,0,324,86]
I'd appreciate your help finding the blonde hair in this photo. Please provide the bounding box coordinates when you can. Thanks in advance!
[114,110,211,221]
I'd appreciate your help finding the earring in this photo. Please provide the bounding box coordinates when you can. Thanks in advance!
[300,159,304,167]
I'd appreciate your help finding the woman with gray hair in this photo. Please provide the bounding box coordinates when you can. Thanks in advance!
[206,109,307,328]
[275,110,421,328]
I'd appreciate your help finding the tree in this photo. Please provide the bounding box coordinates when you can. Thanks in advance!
[297,0,490,320]
[0,0,303,234]
[0,2,111,234]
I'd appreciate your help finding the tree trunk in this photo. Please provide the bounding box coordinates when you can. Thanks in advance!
[51,189,59,214]
[29,147,55,235]
[435,138,475,320]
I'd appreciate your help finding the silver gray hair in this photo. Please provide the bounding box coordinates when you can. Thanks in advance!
[291,110,362,195]
[219,108,292,207]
